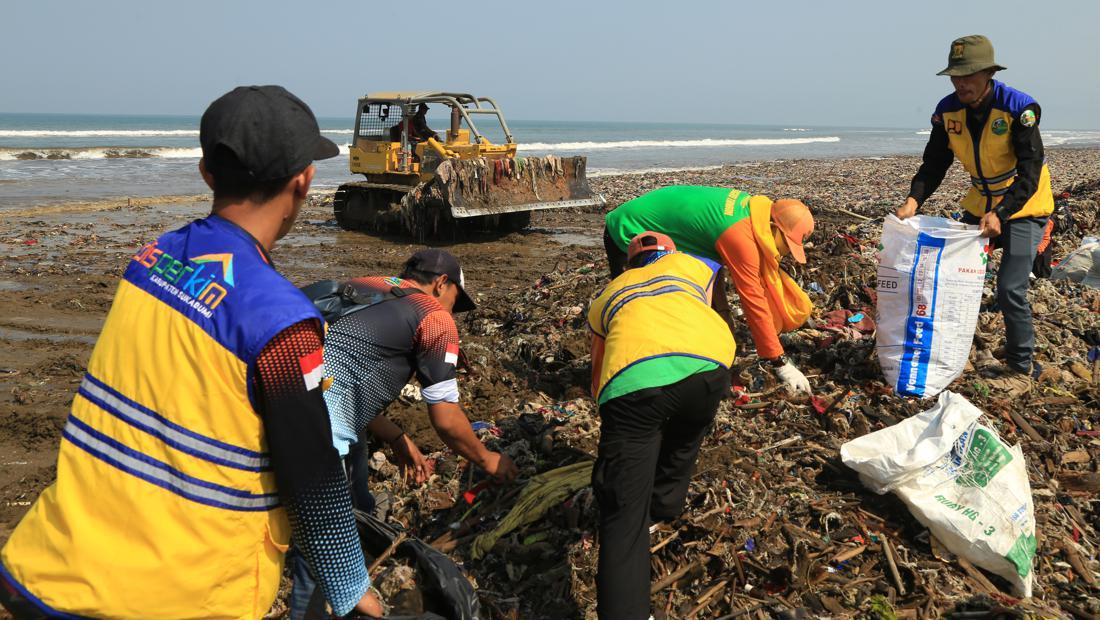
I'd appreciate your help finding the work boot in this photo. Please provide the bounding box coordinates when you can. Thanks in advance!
[972,348,999,373]
[980,363,1039,399]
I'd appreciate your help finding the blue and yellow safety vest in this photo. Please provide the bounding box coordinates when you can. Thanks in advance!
[0,215,321,619]
[936,80,1054,220]
[587,252,735,401]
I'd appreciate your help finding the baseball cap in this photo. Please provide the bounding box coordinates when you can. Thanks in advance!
[771,199,814,264]
[937,35,1006,77]
[407,248,476,312]
[200,85,339,181]
[627,231,677,262]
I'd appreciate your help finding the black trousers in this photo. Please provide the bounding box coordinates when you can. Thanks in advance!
[592,368,729,620]
[603,226,628,279]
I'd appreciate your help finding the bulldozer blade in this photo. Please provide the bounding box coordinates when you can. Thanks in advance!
[422,155,605,218]
[448,196,605,218]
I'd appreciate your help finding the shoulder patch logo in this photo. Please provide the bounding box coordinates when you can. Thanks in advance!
[991,118,1009,136]
[1020,109,1037,127]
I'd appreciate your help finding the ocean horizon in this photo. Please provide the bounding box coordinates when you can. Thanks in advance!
[3,112,1100,209]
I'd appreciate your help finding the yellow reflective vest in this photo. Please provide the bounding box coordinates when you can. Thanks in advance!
[0,215,321,619]
[936,80,1054,220]
[587,252,735,401]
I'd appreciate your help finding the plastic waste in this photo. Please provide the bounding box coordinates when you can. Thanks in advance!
[875,215,987,397]
[840,391,1036,597]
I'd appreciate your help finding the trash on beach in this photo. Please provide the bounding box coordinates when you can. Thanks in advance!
[1051,236,1100,289]
[4,152,1100,619]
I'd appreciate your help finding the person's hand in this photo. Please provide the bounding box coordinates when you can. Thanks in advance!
[773,360,811,394]
[979,211,1002,238]
[354,589,384,617]
[482,452,519,483]
[896,197,918,220]
[389,434,431,485]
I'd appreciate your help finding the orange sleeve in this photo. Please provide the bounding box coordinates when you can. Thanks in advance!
[590,333,606,398]
[715,220,784,359]
[1036,218,1054,254]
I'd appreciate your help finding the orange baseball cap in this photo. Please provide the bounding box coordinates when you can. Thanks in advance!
[627,231,676,262]
[771,199,814,264]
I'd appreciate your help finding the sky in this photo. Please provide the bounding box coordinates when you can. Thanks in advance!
[2,0,1098,129]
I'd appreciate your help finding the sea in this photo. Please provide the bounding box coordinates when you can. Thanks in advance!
[3,112,1100,210]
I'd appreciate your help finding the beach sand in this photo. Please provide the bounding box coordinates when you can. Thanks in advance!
[1,149,1098,617]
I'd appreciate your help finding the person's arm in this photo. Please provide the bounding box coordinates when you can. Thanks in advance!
[900,118,953,217]
[426,401,515,481]
[367,414,430,484]
[994,103,1044,221]
[716,224,811,394]
[718,225,784,360]
[413,311,518,482]
[253,320,380,617]
[412,117,437,141]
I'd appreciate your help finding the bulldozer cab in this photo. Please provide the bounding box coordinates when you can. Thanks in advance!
[351,92,517,179]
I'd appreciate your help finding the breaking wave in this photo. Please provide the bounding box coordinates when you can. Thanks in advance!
[0,144,352,161]
[0,129,200,138]
[0,147,202,161]
[0,128,351,138]
[1042,130,1100,147]
[588,164,726,178]
[519,137,840,151]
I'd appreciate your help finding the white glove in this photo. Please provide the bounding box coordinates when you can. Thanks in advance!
[773,360,811,394]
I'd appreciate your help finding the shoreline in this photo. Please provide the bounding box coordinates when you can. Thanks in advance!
[3,146,1099,217]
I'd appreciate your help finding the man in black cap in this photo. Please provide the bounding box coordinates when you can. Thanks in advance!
[322,248,518,493]
[896,35,1054,397]
[0,85,383,618]
[288,248,519,615]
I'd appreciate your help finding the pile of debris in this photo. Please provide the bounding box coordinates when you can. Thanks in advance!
[293,160,1100,619]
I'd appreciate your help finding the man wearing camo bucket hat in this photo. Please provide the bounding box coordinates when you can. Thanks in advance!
[896,35,1054,398]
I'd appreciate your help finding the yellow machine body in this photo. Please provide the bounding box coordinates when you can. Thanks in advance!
[334,91,603,238]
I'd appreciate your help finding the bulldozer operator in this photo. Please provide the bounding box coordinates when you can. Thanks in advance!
[388,103,439,146]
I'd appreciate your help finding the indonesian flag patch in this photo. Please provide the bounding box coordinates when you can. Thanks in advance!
[300,349,325,391]
[444,343,459,366]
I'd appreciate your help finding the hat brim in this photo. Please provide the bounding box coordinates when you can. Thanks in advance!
[937,63,1006,76]
[453,284,477,313]
[785,234,807,264]
[313,134,340,161]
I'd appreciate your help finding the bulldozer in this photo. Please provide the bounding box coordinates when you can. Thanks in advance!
[334,92,604,238]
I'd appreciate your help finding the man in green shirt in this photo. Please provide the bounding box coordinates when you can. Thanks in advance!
[603,186,815,394]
